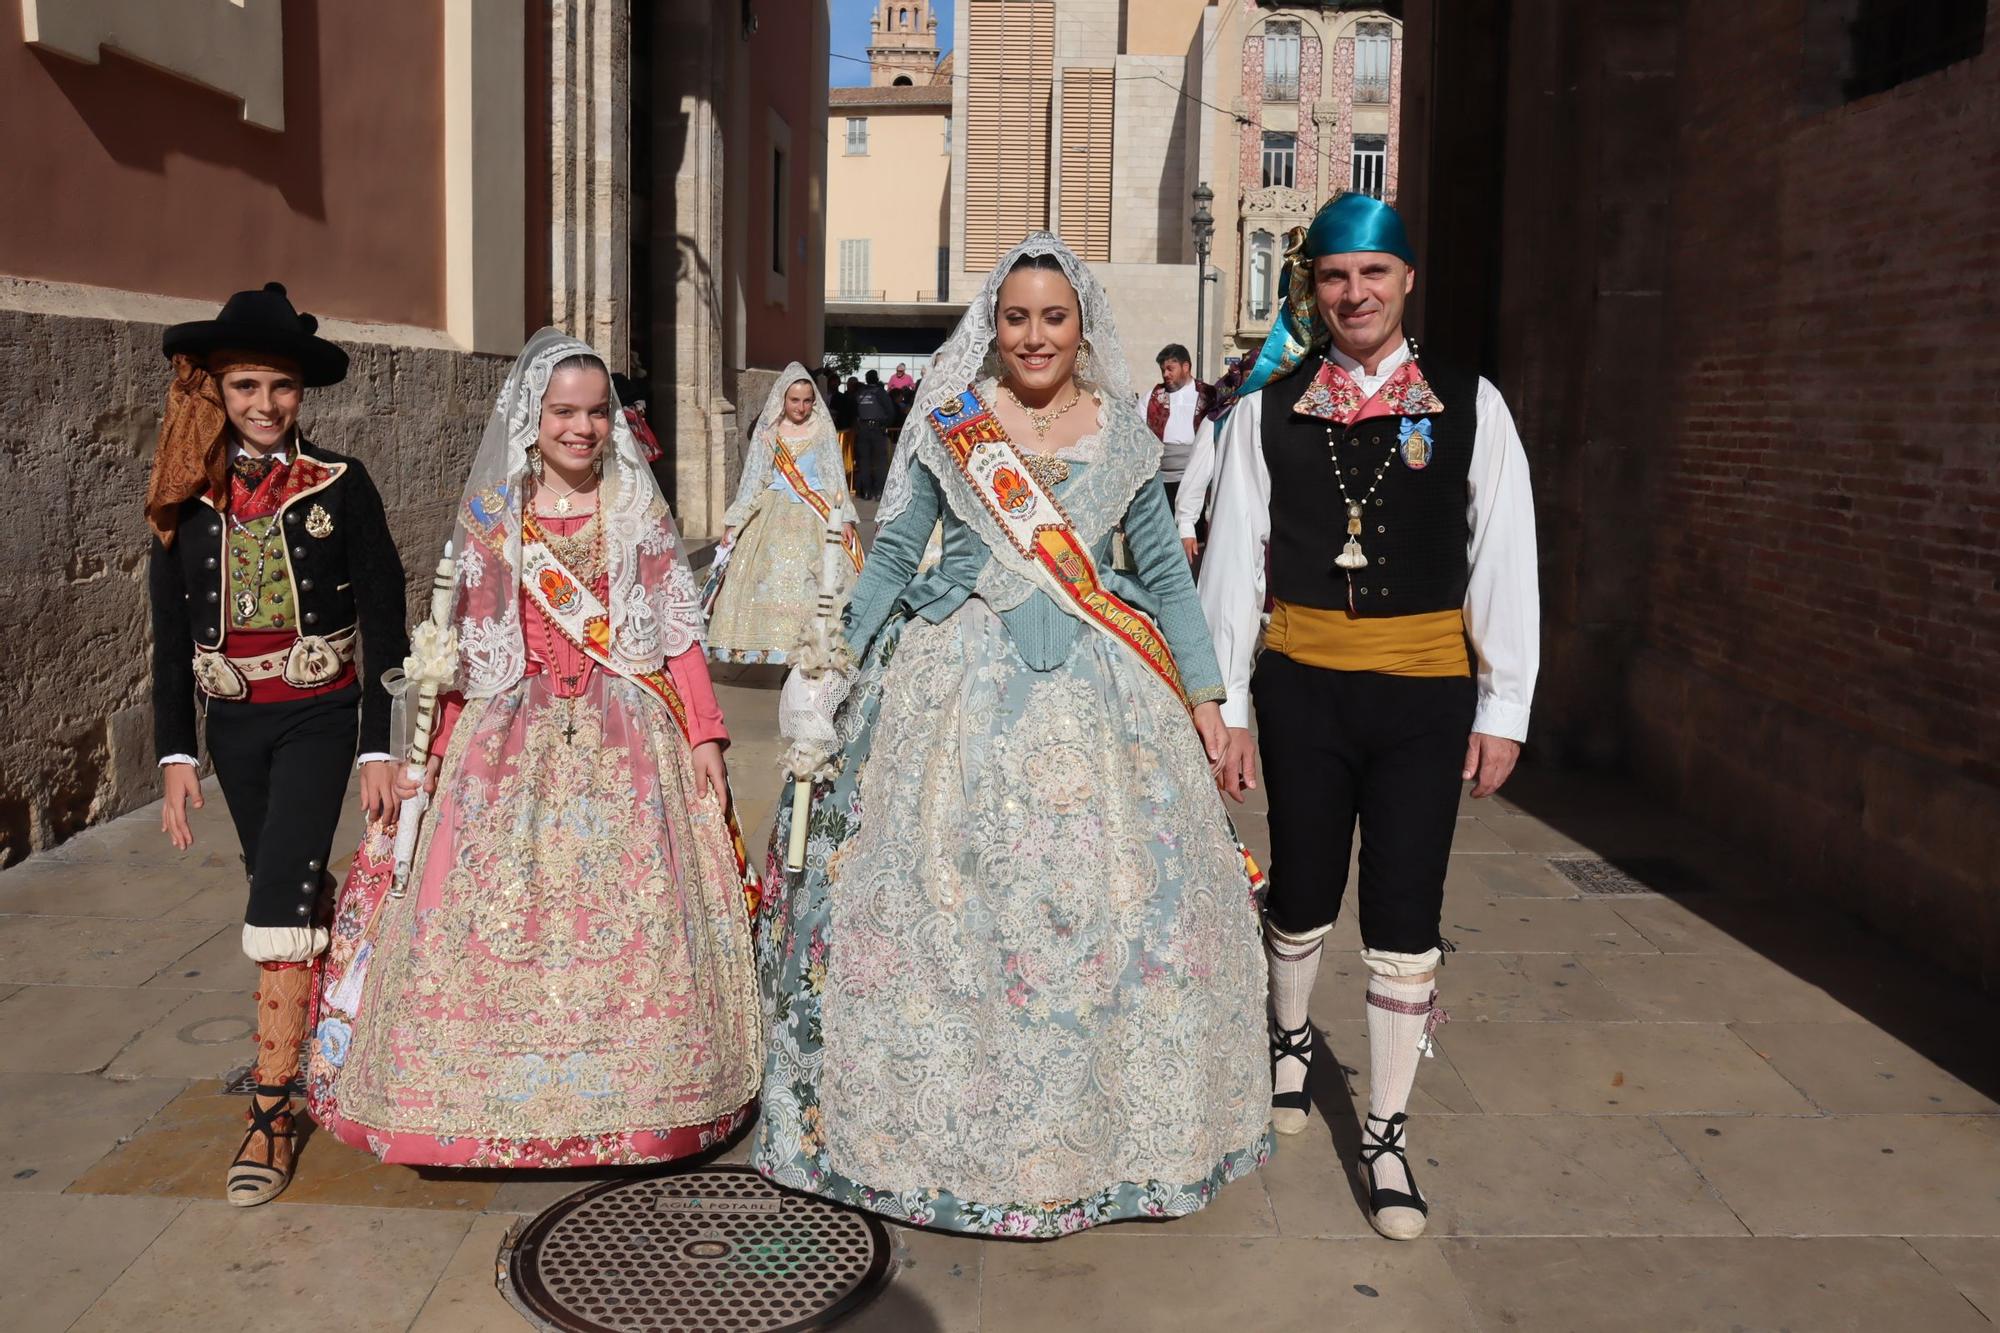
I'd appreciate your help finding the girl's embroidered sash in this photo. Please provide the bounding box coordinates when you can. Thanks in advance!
[518,530,762,916]
[772,440,864,572]
[928,387,1188,706]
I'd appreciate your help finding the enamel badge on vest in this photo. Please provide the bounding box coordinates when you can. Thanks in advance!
[1399,418,1434,470]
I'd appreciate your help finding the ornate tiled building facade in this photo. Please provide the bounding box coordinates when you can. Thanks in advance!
[1330,37,1355,204]
[1240,35,1265,191]
[1219,8,1401,367]
[1385,34,1403,200]
[1298,35,1323,197]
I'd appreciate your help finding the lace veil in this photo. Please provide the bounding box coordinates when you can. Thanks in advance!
[879,232,1139,522]
[876,232,1159,611]
[447,327,705,698]
[725,363,852,530]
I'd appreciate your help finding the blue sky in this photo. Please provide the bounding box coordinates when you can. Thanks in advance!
[829,0,955,87]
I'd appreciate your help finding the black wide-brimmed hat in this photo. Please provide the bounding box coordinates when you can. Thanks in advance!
[162,281,349,387]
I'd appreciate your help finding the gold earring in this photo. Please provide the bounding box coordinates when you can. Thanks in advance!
[1078,344,1093,378]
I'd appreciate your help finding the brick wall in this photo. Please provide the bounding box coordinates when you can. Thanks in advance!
[1639,0,2000,984]
[1446,0,2000,986]
[1656,0,1999,777]
[1408,0,2000,976]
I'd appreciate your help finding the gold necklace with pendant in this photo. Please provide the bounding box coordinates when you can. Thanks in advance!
[1002,382,1083,440]
[538,474,592,516]
[226,511,283,624]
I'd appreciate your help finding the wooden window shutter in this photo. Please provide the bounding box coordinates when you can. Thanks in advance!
[964,0,1056,272]
[1058,67,1114,262]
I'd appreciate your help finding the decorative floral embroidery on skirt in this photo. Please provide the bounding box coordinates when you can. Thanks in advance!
[707,492,852,663]
[309,672,761,1167]
[755,601,1272,1236]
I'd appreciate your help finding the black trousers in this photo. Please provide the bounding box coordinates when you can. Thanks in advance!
[1252,651,1475,953]
[853,423,891,498]
[205,682,359,930]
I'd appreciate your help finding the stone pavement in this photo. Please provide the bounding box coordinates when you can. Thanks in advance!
[3,670,1998,1332]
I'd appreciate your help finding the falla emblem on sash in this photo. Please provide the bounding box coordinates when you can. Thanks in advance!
[304,503,335,538]
[538,565,582,614]
[1399,417,1434,470]
[991,466,1034,518]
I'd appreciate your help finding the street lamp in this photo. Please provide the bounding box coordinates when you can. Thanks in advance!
[1191,182,1215,380]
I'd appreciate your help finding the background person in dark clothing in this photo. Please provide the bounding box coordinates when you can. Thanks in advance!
[850,370,895,501]
[828,373,857,431]
[825,371,858,486]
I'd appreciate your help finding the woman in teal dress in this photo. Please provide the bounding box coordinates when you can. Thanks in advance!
[756,233,1271,1238]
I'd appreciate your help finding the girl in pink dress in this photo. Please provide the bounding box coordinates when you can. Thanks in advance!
[309,330,762,1167]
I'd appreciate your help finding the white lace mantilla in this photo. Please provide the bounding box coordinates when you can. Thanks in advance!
[446,329,705,698]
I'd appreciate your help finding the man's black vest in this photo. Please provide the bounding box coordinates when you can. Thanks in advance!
[1261,351,1477,617]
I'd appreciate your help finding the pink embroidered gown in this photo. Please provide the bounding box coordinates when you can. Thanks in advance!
[308,513,762,1167]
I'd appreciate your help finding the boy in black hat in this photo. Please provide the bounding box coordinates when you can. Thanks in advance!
[146,282,408,1205]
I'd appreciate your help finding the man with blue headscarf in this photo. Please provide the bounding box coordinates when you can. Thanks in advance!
[1198,193,1539,1241]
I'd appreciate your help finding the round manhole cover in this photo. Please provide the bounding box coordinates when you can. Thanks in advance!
[503,1165,893,1332]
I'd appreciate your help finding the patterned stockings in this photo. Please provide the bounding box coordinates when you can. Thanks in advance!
[1264,918,1330,1133]
[252,961,311,1090]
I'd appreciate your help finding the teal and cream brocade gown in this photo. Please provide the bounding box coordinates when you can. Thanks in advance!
[754,409,1272,1238]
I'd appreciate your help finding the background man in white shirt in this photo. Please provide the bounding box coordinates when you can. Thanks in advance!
[1174,360,1246,561]
[1143,343,1215,514]
[1199,193,1539,1242]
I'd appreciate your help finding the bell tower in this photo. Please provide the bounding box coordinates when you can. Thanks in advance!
[868,1,941,87]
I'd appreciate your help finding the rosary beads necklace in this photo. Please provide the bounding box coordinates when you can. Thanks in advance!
[1327,421,1398,615]
[1328,339,1421,574]
[1326,341,1426,613]
[1329,425,1397,569]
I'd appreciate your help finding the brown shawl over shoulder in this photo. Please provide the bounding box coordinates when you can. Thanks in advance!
[145,355,230,548]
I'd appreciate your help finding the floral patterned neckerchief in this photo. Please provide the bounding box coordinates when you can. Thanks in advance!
[1292,355,1445,427]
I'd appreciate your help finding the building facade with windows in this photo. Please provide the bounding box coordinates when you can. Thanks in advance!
[823,1,959,367]
[832,1,1402,383]
[1210,3,1402,369]
[827,85,955,305]
[947,0,1220,373]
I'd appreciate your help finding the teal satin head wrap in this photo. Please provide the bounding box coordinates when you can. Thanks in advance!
[1226,193,1417,416]
[1304,192,1415,265]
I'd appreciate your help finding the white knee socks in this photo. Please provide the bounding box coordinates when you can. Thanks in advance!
[1364,972,1441,1195]
[1264,919,1329,1130]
